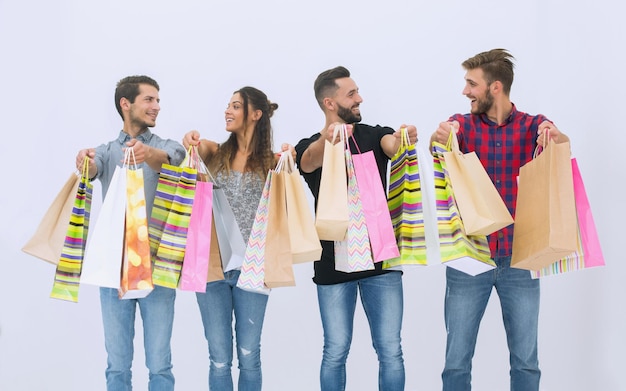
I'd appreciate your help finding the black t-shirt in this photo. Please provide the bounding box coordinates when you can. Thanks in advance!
[295,123,398,285]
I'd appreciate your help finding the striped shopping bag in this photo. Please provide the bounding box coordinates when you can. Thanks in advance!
[150,164,197,288]
[50,159,93,302]
[432,142,495,276]
[384,127,426,269]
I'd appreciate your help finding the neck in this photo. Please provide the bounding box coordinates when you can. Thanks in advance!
[486,99,513,125]
[123,124,147,138]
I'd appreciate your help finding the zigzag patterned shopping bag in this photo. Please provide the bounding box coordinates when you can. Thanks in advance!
[432,142,495,276]
[50,159,93,302]
[237,170,272,295]
[335,141,374,273]
[384,127,426,269]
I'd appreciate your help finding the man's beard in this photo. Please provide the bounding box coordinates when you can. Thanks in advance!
[472,89,494,115]
[337,103,362,123]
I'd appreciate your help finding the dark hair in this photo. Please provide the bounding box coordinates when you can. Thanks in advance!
[462,49,515,95]
[314,66,351,110]
[211,86,277,179]
[114,75,160,119]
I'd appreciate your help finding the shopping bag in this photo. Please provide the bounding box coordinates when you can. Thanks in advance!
[443,130,513,235]
[50,159,93,302]
[282,152,322,263]
[350,135,399,264]
[511,139,577,271]
[335,132,374,273]
[531,158,605,277]
[237,170,272,295]
[120,149,153,299]
[418,141,442,265]
[384,127,426,269]
[263,159,295,288]
[206,219,224,282]
[80,165,127,288]
[207,217,225,283]
[180,148,214,292]
[432,142,495,276]
[22,172,80,265]
[152,162,197,289]
[213,186,247,272]
[315,125,349,241]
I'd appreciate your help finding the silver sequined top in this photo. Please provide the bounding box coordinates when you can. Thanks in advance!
[215,170,264,243]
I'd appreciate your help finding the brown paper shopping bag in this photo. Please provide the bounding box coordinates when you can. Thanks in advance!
[315,126,349,241]
[511,139,577,270]
[443,130,513,236]
[207,217,225,283]
[283,153,322,263]
[22,173,80,265]
[264,167,296,288]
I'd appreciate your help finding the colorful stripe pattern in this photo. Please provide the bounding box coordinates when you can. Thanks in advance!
[237,171,272,294]
[335,149,374,273]
[152,165,197,288]
[385,128,427,268]
[50,170,93,303]
[432,142,495,272]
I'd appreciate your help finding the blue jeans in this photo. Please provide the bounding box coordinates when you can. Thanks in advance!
[317,271,405,391]
[442,256,541,391]
[100,285,176,391]
[196,270,269,391]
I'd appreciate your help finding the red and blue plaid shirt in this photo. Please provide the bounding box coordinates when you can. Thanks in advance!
[450,104,549,258]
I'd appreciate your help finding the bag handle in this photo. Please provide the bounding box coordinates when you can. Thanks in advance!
[190,145,217,183]
[445,124,460,153]
[123,147,138,169]
[80,156,90,179]
[533,128,551,158]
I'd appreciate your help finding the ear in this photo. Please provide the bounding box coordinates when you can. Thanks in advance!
[120,97,131,111]
[322,97,335,112]
[490,80,503,95]
[252,109,263,121]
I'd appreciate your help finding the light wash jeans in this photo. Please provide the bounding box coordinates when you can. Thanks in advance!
[442,256,541,391]
[196,270,269,391]
[317,271,405,391]
[100,285,176,391]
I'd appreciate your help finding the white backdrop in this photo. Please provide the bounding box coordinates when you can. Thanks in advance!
[1,1,623,390]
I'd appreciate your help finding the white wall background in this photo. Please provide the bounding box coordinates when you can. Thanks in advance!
[1,1,623,390]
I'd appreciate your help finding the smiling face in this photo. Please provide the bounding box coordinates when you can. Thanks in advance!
[462,68,494,115]
[126,84,160,129]
[225,92,252,134]
[332,77,363,123]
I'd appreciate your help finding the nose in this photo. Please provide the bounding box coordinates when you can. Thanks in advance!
[355,92,363,103]
[462,85,470,96]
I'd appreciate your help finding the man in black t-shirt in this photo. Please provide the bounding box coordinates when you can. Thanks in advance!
[295,66,418,391]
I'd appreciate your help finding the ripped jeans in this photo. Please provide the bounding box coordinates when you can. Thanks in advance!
[196,269,269,391]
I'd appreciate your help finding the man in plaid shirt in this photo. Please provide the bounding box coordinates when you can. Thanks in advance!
[430,49,570,391]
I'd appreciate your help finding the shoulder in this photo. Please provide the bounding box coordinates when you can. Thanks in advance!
[295,132,321,151]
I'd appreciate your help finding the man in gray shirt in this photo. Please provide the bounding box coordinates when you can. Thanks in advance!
[75,75,185,391]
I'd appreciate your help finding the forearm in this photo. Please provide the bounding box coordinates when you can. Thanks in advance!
[299,137,326,173]
[144,146,170,172]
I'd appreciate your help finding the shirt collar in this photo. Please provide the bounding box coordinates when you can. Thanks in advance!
[115,129,153,144]
[479,103,519,126]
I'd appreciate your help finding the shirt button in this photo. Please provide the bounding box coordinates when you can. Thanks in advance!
[498,232,504,239]
[496,142,501,147]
